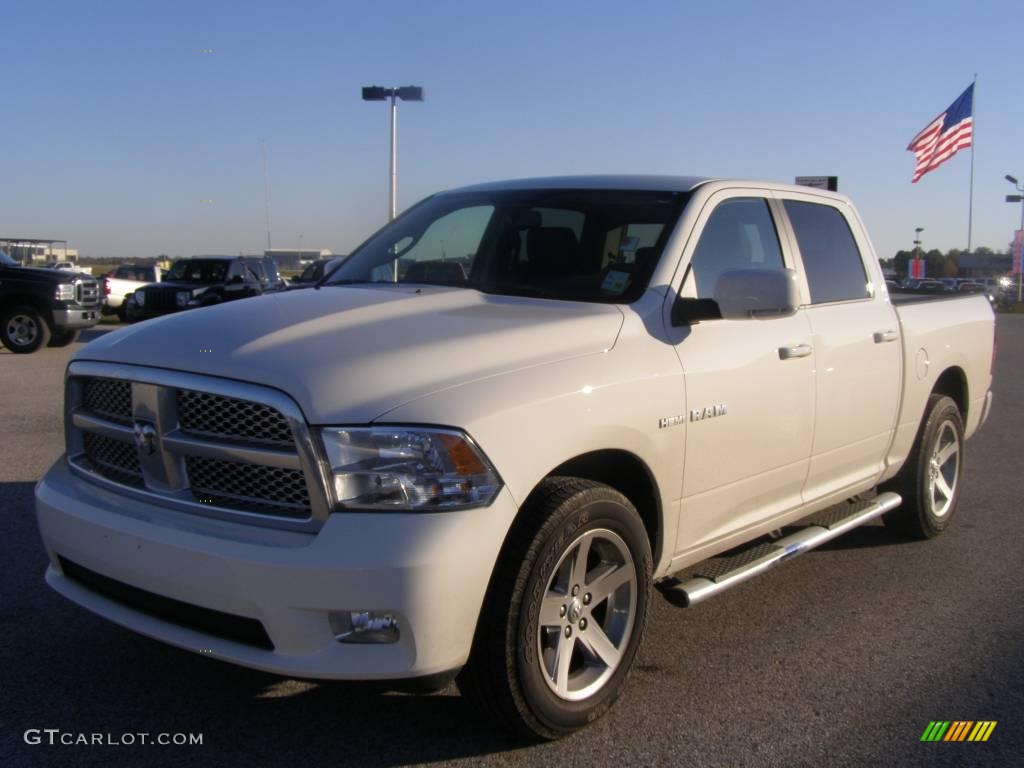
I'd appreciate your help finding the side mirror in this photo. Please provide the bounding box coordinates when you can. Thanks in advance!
[713,268,800,320]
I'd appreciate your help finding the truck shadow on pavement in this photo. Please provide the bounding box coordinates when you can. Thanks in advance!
[79,327,118,344]
[2,480,533,768]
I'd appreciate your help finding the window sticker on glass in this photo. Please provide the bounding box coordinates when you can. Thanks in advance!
[602,270,631,294]
[619,236,640,253]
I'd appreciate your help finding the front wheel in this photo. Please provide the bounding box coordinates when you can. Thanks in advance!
[460,478,652,740]
[1,306,51,353]
[883,394,964,538]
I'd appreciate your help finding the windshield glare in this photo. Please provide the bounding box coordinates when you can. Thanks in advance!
[327,189,687,303]
[0,250,17,267]
[166,259,229,283]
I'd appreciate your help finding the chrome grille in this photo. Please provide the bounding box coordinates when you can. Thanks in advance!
[76,279,100,307]
[83,432,144,487]
[83,378,132,424]
[177,390,294,446]
[186,456,310,517]
[66,364,328,531]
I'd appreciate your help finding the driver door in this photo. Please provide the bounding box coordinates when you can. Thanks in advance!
[668,193,816,553]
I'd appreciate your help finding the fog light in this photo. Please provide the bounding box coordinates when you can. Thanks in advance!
[329,610,400,644]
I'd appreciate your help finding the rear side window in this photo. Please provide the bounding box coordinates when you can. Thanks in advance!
[784,201,869,304]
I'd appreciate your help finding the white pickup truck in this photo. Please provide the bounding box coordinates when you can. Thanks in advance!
[35,176,994,739]
[101,264,163,320]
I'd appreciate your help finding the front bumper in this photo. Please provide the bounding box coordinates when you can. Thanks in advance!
[36,458,518,680]
[52,307,101,329]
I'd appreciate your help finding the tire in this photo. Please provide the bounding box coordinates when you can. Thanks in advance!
[459,477,652,740]
[1,306,52,353]
[47,329,81,347]
[882,394,964,539]
[116,306,127,322]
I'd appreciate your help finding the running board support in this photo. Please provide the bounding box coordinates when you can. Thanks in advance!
[659,492,902,607]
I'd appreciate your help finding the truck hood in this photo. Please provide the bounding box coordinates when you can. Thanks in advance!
[76,285,624,423]
[1,265,89,285]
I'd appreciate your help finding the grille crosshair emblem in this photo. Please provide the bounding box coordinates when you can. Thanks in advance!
[132,421,158,456]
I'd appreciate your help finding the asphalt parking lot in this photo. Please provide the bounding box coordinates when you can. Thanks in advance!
[2,318,1021,768]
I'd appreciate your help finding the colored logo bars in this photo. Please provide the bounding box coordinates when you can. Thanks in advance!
[920,720,997,742]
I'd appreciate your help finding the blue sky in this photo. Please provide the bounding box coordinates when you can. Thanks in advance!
[3,0,1022,260]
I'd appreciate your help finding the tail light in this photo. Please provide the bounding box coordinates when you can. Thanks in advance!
[102,278,110,295]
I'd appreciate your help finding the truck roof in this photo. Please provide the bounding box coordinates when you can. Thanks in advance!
[442,175,852,203]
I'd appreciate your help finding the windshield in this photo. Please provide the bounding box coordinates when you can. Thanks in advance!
[326,189,687,303]
[0,249,17,267]
[165,259,229,284]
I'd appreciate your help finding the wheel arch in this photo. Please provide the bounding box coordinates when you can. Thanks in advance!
[931,366,968,419]
[3,294,52,321]
[536,449,663,567]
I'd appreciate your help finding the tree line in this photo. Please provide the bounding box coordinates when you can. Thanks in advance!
[885,246,1008,278]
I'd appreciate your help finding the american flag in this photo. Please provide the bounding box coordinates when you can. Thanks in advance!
[907,84,974,183]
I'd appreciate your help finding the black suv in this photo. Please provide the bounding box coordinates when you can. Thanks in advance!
[125,256,285,322]
[0,250,101,353]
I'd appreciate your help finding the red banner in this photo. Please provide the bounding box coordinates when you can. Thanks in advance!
[910,259,926,279]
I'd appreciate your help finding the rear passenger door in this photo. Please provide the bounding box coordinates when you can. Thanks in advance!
[779,196,902,500]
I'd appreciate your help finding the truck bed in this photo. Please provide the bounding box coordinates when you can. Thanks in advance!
[889,290,989,306]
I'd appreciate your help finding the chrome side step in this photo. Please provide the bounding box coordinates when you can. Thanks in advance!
[659,492,902,607]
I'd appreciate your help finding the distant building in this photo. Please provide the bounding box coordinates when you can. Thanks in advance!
[0,237,78,264]
[958,252,1012,277]
[264,248,332,268]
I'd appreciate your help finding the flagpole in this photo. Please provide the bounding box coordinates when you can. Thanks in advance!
[966,74,977,253]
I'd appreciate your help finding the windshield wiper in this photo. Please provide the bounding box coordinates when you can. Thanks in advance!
[318,278,410,291]
[482,283,560,300]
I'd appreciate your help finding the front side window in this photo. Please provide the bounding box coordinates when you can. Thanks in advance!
[685,198,785,299]
[327,189,688,303]
[784,201,869,304]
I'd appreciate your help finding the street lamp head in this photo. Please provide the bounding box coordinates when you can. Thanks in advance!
[915,227,924,234]
[1007,195,1024,203]
[1005,174,1018,185]
[361,85,424,102]
[396,86,424,102]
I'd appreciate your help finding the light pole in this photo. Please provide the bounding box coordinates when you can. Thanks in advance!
[361,85,424,222]
[1006,174,1024,303]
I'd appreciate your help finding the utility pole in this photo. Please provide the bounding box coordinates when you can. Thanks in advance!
[1005,175,1024,303]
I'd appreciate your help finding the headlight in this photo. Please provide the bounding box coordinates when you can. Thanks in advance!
[55,283,75,301]
[176,290,192,307]
[320,427,502,511]
[132,291,145,307]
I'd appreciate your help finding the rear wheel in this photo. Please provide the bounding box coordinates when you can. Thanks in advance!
[460,477,652,740]
[1,306,51,353]
[883,394,964,539]
[48,329,81,347]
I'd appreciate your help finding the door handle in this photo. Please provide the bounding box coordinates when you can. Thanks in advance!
[778,344,813,360]
[873,329,899,343]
